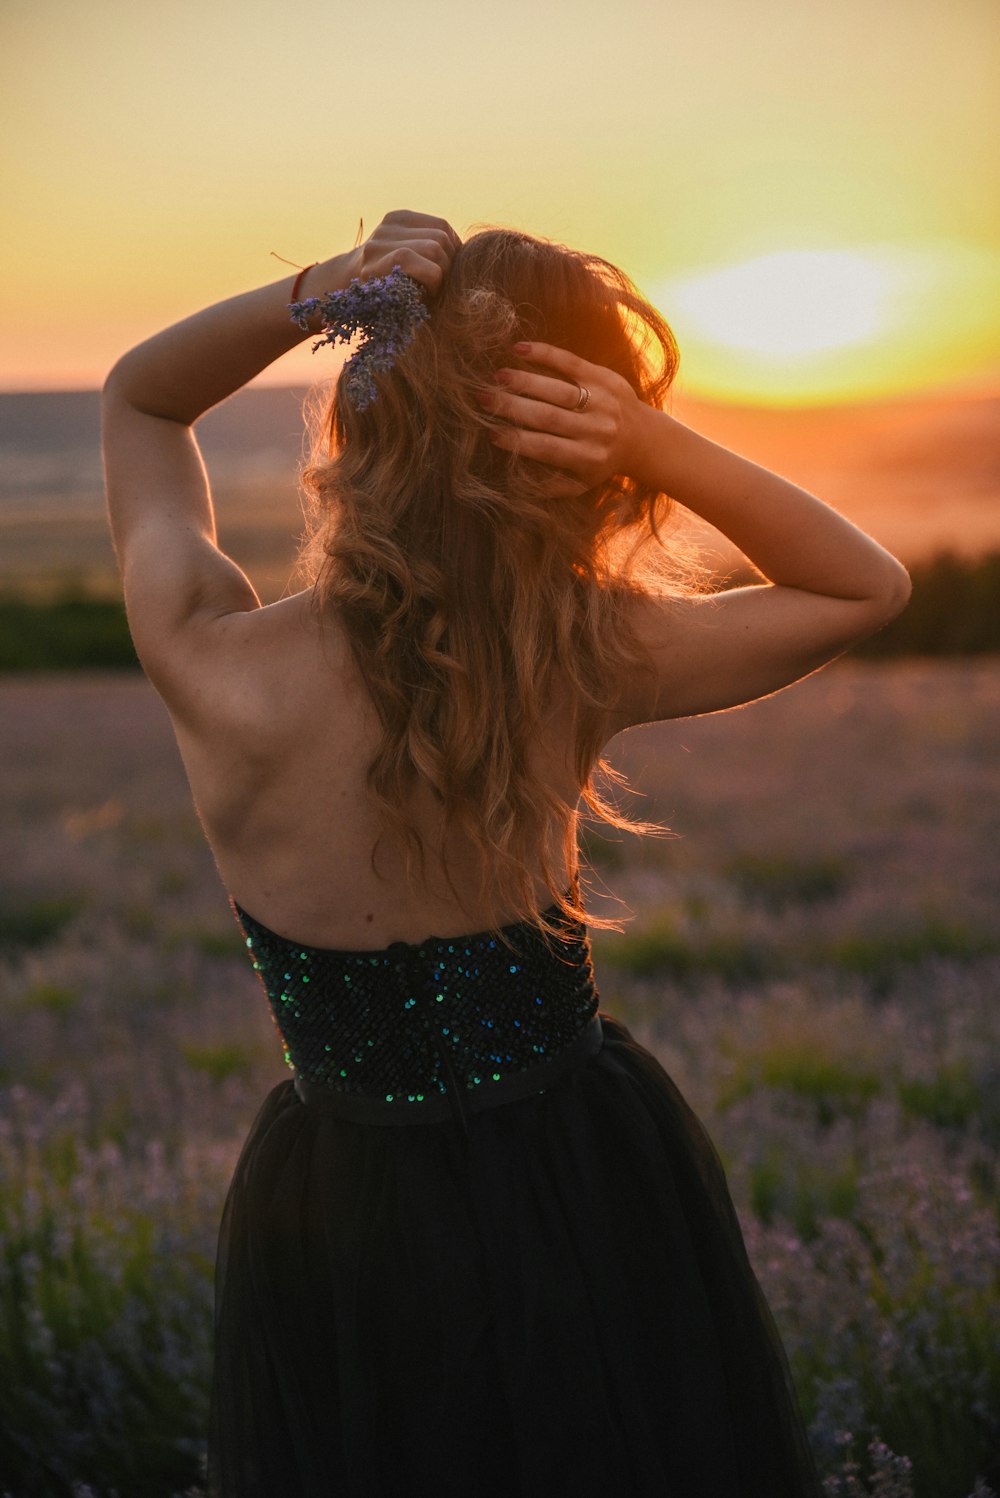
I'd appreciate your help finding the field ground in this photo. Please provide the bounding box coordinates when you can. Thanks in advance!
[1,659,998,1496]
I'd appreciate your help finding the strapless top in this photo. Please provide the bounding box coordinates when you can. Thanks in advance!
[231,898,602,1141]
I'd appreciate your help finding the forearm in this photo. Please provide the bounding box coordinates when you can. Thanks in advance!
[632,406,910,605]
[103,251,358,426]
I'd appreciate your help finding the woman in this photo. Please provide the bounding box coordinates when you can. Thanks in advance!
[102,209,910,1497]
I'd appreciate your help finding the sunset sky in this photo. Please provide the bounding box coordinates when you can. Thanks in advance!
[2,0,998,406]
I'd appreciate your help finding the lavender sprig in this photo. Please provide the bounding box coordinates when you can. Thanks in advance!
[289,265,430,411]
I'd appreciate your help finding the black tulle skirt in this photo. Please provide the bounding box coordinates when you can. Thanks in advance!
[208,1012,821,1497]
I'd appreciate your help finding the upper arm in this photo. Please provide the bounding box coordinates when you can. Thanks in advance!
[102,378,260,695]
[610,579,909,730]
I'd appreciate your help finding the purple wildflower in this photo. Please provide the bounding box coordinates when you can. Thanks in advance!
[289,265,429,411]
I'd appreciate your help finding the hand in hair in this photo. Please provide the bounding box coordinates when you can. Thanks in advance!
[482,341,642,499]
[351,209,463,298]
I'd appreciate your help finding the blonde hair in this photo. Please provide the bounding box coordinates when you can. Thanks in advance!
[297,227,699,943]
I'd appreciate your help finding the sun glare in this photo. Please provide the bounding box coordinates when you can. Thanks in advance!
[667,250,891,359]
[652,242,1000,406]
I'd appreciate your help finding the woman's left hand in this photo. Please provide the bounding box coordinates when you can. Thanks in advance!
[480,340,645,499]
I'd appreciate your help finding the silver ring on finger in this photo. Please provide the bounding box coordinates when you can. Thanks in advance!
[573,383,591,412]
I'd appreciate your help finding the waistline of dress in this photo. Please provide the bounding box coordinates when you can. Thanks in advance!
[293,1013,605,1135]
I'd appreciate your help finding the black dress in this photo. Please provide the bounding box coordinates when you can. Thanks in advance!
[208,895,821,1497]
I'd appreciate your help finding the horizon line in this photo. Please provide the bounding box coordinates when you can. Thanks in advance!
[1,377,998,415]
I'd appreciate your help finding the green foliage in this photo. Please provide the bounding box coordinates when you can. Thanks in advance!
[719,1047,883,1125]
[897,1065,984,1132]
[0,1176,211,1495]
[0,547,997,674]
[600,913,772,982]
[813,1289,1000,1498]
[821,1435,917,1497]
[180,1041,256,1083]
[121,902,158,939]
[748,1149,861,1240]
[161,925,247,959]
[855,550,1000,657]
[0,895,83,950]
[725,852,851,912]
[824,922,1000,988]
[19,982,80,1016]
[0,591,139,671]
[778,1138,1000,1498]
[2,659,998,1494]
[578,824,628,871]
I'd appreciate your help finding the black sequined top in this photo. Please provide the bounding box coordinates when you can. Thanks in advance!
[232,899,600,1118]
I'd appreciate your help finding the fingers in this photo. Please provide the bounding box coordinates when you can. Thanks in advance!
[510,340,596,384]
[495,367,589,413]
[369,211,462,280]
[479,382,582,437]
[388,240,453,293]
[365,223,459,295]
[382,209,463,254]
[490,425,595,499]
[490,424,589,472]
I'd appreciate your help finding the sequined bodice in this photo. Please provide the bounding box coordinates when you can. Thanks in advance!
[232,900,599,1113]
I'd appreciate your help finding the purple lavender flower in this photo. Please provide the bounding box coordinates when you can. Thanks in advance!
[289,265,430,411]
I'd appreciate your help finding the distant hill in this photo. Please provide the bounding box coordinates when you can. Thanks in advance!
[0,387,314,598]
[1,384,997,601]
[0,386,312,503]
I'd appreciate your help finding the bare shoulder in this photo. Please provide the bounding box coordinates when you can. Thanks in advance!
[146,590,339,740]
[150,590,373,840]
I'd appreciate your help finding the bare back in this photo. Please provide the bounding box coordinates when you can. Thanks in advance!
[163,589,590,950]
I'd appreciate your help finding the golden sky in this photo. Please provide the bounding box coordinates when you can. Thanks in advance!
[2,0,998,405]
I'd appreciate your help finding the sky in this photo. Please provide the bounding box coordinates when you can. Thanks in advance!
[2,0,998,405]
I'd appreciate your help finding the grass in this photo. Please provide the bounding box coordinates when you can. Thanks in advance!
[717,1047,883,1125]
[724,851,851,912]
[747,1150,861,1239]
[0,896,85,951]
[822,922,1000,987]
[17,983,81,1017]
[598,911,774,982]
[897,1065,988,1134]
[0,1163,212,1494]
[1,659,999,1496]
[180,1041,257,1083]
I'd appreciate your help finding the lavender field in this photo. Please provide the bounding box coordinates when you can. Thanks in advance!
[1,660,998,1496]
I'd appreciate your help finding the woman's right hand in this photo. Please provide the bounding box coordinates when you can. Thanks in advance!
[349,209,463,299]
[481,341,648,498]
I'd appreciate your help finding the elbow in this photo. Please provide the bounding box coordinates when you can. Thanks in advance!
[102,353,138,403]
[101,357,163,425]
[855,559,911,639]
[879,558,912,622]
[844,557,916,644]
[102,346,155,408]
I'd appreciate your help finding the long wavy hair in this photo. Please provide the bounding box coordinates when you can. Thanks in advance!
[297,227,700,943]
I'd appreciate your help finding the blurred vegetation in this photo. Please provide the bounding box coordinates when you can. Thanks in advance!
[0,549,998,671]
[0,592,138,670]
[0,895,86,951]
[856,549,1000,657]
[720,548,1000,657]
[1,617,998,1494]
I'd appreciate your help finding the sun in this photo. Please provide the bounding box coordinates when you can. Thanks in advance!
[649,241,1000,406]
[665,249,892,359]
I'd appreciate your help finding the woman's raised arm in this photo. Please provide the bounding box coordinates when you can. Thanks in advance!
[484,340,912,726]
[101,211,460,702]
